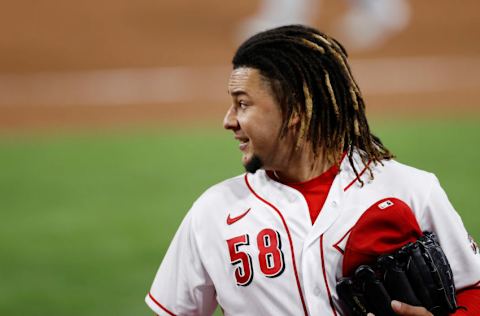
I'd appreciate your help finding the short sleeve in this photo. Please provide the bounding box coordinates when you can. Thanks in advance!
[418,175,480,290]
[145,210,217,316]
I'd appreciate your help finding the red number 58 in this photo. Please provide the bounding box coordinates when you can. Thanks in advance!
[226,229,285,286]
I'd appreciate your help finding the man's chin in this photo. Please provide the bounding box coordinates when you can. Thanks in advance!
[244,155,263,174]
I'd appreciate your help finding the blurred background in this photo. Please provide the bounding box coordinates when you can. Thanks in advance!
[0,0,479,315]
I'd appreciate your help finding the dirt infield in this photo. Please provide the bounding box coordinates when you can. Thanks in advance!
[1,0,479,131]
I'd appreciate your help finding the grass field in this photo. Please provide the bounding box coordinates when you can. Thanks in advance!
[0,118,479,315]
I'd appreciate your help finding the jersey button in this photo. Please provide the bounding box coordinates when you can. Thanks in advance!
[331,201,338,207]
[313,286,321,296]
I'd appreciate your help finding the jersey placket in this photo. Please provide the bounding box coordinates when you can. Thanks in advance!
[300,168,350,316]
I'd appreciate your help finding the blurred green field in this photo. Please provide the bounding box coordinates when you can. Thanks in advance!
[0,118,479,315]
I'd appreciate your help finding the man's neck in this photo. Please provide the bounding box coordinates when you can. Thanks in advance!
[270,149,340,183]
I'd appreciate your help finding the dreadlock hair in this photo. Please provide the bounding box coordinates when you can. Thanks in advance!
[232,24,394,184]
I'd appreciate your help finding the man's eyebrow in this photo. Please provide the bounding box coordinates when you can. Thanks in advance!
[229,90,249,97]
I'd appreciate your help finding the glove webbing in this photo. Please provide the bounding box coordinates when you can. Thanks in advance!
[336,232,458,316]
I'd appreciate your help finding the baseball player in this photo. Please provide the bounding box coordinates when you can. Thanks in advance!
[146,25,480,316]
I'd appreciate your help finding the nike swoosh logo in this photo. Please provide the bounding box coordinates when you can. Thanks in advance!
[226,208,251,225]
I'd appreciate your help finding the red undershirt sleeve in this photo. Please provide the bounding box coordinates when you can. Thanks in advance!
[451,287,480,315]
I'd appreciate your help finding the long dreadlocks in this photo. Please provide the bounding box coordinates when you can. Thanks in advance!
[232,24,394,183]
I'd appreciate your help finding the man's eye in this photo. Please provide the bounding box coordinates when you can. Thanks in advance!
[239,101,248,109]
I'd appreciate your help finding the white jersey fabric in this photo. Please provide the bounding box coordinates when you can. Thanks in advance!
[146,152,480,316]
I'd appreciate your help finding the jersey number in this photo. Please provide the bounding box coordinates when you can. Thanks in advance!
[226,229,285,286]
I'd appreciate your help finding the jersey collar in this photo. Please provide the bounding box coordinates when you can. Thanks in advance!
[244,149,378,245]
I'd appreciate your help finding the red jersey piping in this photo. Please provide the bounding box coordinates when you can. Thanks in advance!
[148,292,177,316]
[244,173,309,316]
[332,227,353,255]
[343,160,371,192]
[320,234,338,316]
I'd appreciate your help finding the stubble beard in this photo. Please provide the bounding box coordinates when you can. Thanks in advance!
[244,154,263,174]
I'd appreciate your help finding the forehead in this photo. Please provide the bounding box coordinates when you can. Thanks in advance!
[228,67,269,95]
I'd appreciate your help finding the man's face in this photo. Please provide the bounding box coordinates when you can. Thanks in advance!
[224,67,287,173]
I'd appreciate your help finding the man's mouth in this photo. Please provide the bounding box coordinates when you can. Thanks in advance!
[236,137,249,151]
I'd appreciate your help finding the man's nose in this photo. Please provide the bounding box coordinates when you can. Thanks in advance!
[223,106,238,130]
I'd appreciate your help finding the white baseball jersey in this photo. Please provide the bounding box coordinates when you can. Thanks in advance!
[146,151,480,316]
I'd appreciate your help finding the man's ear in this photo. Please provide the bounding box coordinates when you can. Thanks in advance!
[288,112,301,128]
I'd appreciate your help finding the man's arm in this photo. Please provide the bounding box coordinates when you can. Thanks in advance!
[145,210,217,315]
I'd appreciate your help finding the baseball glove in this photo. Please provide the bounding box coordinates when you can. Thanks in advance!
[336,232,458,316]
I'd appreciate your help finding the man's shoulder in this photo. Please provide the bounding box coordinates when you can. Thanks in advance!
[383,159,433,175]
[204,173,249,195]
[184,173,257,231]
[191,173,251,210]
[346,150,437,186]
[377,159,438,187]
